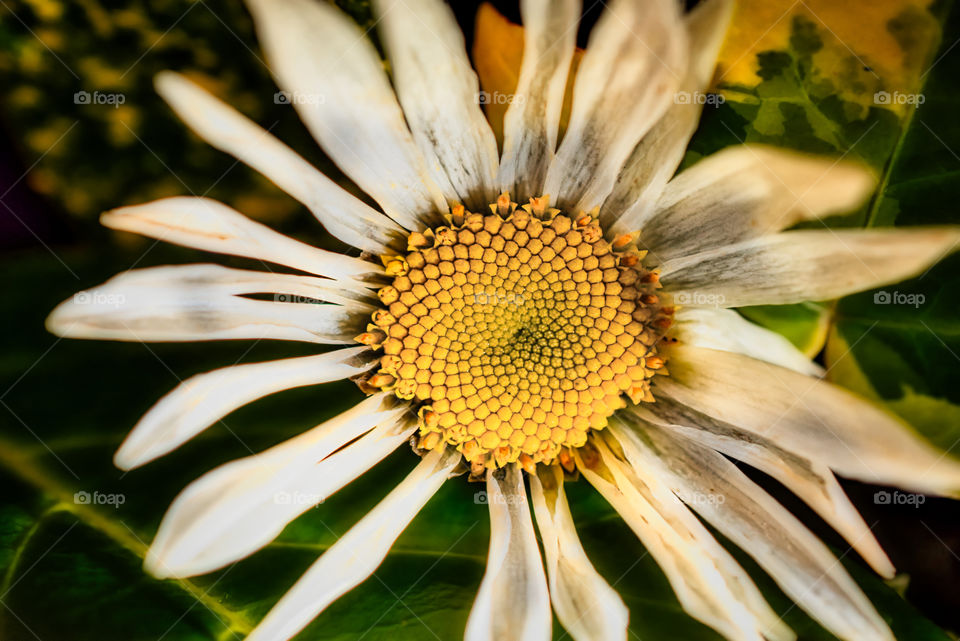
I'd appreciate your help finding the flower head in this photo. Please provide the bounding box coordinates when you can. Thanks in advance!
[363,201,672,473]
[46,0,960,640]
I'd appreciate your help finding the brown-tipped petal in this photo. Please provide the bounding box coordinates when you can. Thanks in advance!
[661,345,960,495]
[671,307,823,377]
[154,71,406,250]
[372,0,499,210]
[661,227,960,307]
[628,395,895,577]
[244,0,445,228]
[603,0,735,233]
[634,145,876,261]
[100,197,381,284]
[46,264,372,345]
[577,438,793,641]
[611,419,894,641]
[544,0,687,214]
[246,447,461,641]
[145,394,411,578]
[497,0,580,201]
[116,347,377,470]
[529,466,628,641]
[465,464,551,641]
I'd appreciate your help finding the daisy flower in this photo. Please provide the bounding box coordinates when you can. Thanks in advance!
[46,0,960,640]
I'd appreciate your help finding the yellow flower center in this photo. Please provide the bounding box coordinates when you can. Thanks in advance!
[357,195,672,473]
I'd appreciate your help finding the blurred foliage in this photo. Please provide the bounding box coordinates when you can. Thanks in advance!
[0,0,375,228]
[1,0,959,640]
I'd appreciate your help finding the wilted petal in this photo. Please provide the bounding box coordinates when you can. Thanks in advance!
[630,394,895,577]
[661,228,960,307]
[115,346,378,470]
[660,345,960,495]
[604,0,734,233]
[46,264,370,344]
[577,437,793,641]
[245,0,445,228]
[672,307,823,377]
[610,420,894,641]
[631,145,874,260]
[543,0,687,213]
[373,0,499,209]
[497,0,580,201]
[100,197,380,284]
[529,465,628,641]
[465,464,551,641]
[246,447,462,641]
[155,71,405,251]
[145,393,411,577]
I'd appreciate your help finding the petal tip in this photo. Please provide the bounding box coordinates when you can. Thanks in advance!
[153,69,181,92]
[113,443,145,472]
[44,297,82,338]
[143,548,173,579]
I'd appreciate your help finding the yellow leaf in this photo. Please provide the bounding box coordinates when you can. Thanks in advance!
[717,0,939,112]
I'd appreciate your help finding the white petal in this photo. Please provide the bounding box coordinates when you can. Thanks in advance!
[610,420,894,641]
[465,465,551,641]
[100,196,380,283]
[543,0,687,214]
[672,307,823,376]
[145,393,412,577]
[636,146,875,261]
[246,446,461,641]
[661,227,960,307]
[529,465,628,641]
[245,0,445,228]
[46,264,371,344]
[603,0,734,233]
[497,0,580,201]
[628,395,895,578]
[577,437,793,641]
[115,346,378,470]
[154,71,406,251]
[373,0,499,210]
[660,345,960,495]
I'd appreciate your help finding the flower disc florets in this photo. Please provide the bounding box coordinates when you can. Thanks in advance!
[357,194,672,473]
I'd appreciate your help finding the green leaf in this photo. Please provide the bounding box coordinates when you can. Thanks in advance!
[1,1,958,640]
[0,244,952,640]
[738,302,831,357]
[824,1,960,450]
